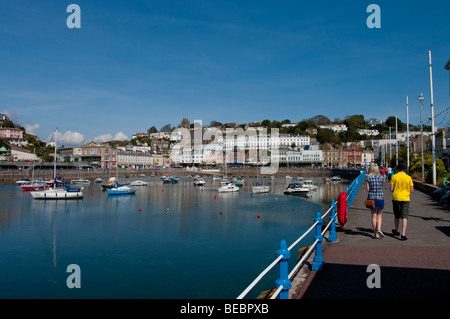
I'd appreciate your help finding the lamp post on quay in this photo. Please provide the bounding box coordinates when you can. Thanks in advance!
[418,93,425,180]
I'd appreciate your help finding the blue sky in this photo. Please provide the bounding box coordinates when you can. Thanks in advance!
[1,0,449,145]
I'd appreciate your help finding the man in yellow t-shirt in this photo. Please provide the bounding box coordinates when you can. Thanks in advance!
[390,163,414,240]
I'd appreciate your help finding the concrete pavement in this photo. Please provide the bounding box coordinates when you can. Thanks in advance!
[290,180,450,299]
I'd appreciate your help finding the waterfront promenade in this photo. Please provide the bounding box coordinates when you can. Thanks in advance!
[291,181,450,299]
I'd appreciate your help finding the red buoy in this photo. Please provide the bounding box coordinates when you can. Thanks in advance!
[257,214,260,218]
[138,208,141,212]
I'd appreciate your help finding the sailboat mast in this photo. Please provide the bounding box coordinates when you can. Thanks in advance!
[53,128,57,181]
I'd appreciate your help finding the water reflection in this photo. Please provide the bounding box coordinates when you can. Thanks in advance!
[0,176,349,298]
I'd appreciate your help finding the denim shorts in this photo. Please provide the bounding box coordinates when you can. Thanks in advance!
[368,198,384,210]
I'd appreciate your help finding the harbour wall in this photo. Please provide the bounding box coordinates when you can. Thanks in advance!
[0,165,361,183]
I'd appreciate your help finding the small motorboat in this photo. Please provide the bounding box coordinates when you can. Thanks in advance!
[16,179,30,185]
[161,176,172,184]
[252,185,270,194]
[101,177,117,190]
[130,180,148,186]
[303,180,318,190]
[71,179,91,185]
[331,176,342,182]
[21,181,49,191]
[193,177,206,186]
[218,183,239,193]
[284,183,309,195]
[106,185,137,195]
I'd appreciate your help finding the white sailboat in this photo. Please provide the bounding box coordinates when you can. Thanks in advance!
[252,164,269,194]
[218,162,239,192]
[31,128,83,200]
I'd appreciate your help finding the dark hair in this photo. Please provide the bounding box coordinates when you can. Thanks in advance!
[395,163,405,171]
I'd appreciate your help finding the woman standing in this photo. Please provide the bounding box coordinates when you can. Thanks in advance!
[366,164,385,238]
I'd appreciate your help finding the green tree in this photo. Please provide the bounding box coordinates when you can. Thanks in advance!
[316,128,337,144]
[261,119,271,127]
[344,115,365,130]
[147,126,158,134]
[410,152,448,184]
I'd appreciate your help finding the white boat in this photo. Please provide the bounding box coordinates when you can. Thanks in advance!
[21,181,48,191]
[130,180,148,186]
[252,185,270,194]
[161,176,172,184]
[16,179,30,185]
[95,178,103,183]
[331,176,342,182]
[106,185,137,195]
[71,179,91,185]
[193,177,206,186]
[303,180,318,190]
[283,183,309,195]
[252,165,269,194]
[220,177,230,185]
[31,185,84,199]
[101,177,117,190]
[31,129,83,200]
[218,183,240,193]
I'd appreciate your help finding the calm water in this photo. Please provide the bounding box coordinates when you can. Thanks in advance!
[0,176,348,299]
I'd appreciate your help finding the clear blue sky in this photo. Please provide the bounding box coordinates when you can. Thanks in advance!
[1,0,449,145]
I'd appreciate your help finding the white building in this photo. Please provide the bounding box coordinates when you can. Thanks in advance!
[117,149,153,169]
[357,129,379,136]
[274,148,323,165]
[10,145,38,161]
[318,124,348,132]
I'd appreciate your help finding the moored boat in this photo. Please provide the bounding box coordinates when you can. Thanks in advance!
[284,183,309,195]
[16,179,30,185]
[303,180,318,190]
[30,128,83,200]
[71,179,91,185]
[193,177,205,186]
[252,185,270,194]
[106,185,137,195]
[31,185,83,199]
[218,183,239,193]
[130,180,148,186]
[21,181,48,191]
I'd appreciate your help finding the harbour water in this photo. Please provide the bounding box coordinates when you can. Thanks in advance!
[0,176,348,299]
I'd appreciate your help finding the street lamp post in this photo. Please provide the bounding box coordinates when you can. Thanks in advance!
[406,96,409,174]
[429,50,436,185]
[418,93,425,180]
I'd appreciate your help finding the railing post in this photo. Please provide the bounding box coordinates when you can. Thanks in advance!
[346,185,353,207]
[275,240,291,299]
[312,212,324,271]
[328,200,337,242]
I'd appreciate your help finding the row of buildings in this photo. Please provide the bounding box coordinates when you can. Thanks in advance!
[2,111,449,169]
[52,126,449,170]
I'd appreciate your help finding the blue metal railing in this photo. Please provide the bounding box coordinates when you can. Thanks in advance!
[237,170,367,299]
